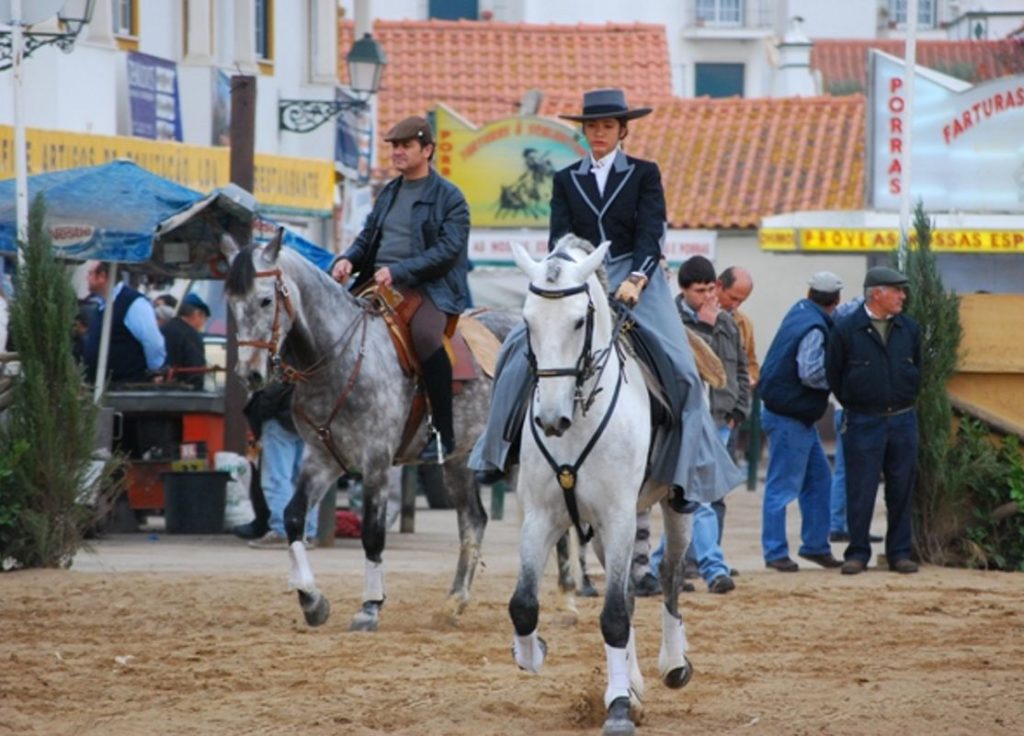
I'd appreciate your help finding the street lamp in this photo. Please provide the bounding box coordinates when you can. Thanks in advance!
[278,32,387,133]
[1,0,96,250]
[0,0,96,71]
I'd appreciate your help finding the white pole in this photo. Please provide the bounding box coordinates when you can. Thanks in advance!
[92,262,117,404]
[897,0,919,272]
[11,0,29,259]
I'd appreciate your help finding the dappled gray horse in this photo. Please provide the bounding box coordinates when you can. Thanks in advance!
[221,230,518,630]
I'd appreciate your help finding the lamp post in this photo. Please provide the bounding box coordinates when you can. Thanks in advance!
[1,0,96,246]
[278,32,386,133]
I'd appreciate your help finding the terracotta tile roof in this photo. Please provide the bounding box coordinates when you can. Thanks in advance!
[630,96,865,229]
[812,39,1024,93]
[339,19,673,136]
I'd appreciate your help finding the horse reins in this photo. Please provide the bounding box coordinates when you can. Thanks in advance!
[526,279,632,543]
[238,266,372,475]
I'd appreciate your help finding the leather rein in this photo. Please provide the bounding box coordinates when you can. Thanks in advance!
[238,267,371,475]
[525,280,632,543]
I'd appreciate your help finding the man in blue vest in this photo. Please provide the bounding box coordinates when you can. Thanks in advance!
[826,267,922,575]
[758,272,845,573]
[83,261,166,385]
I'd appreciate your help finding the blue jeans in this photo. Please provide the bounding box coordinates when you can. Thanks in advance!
[261,418,318,538]
[652,424,732,585]
[830,408,848,535]
[760,407,832,562]
[842,410,917,564]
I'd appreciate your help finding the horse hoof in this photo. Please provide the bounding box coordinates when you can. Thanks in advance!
[442,594,467,623]
[663,657,694,689]
[350,601,382,632]
[577,580,600,598]
[602,696,635,736]
[300,591,331,627]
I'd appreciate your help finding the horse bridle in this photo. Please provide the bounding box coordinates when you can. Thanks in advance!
[525,281,596,395]
[236,268,296,379]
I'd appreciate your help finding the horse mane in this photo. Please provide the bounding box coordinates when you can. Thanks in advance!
[225,244,257,297]
[548,235,609,294]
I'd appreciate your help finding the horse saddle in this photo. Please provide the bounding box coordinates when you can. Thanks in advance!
[362,285,500,459]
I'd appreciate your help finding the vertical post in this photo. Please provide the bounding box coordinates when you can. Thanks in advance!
[12,0,28,255]
[223,75,257,455]
[490,480,506,521]
[400,465,416,533]
[316,484,336,548]
[897,0,919,272]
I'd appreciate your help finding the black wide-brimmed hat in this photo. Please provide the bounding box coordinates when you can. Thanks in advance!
[558,88,653,122]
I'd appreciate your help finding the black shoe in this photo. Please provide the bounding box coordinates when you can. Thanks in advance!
[799,552,844,568]
[709,575,735,594]
[474,467,506,486]
[829,531,850,543]
[418,433,454,464]
[668,485,699,514]
[681,580,696,593]
[232,521,268,540]
[634,572,662,598]
[765,557,800,572]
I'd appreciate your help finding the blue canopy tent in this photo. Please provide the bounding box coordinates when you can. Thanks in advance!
[0,160,335,399]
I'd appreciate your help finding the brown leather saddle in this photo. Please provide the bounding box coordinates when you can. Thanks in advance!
[362,285,480,458]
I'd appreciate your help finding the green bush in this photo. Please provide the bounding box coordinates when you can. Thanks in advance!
[0,195,121,570]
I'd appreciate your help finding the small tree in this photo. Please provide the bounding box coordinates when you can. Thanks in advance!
[903,204,964,563]
[0,195,119,570]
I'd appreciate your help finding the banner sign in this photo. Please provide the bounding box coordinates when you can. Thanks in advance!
[469,229,716,267]
[759,227,1024,253]
[127,52,183,142]
[434,105,588,228]
[867,50,1024,213]
[0,126,335,214]
[334,87,373,183]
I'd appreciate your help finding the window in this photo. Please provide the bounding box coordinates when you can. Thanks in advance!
[695,0,742,26]
[255,0,273,61]
[889,0,936,27]
[112,0,138,37]
[428,0,478,20]
[695,63,744,98]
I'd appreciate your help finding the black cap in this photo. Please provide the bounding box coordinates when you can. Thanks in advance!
[863,267,909,289]
[383,116,433,145]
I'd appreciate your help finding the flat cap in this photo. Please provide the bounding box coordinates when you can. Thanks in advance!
[182,292,211,317]
[864,266,909,288]
[808,271,843,293]
[383,116,434,145]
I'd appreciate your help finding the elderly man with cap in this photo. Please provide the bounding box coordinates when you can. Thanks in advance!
[758,271,846,573]
[330,116,470,463]
[471,88,742,523]
[826,267,922,575]
[161,292,210,390]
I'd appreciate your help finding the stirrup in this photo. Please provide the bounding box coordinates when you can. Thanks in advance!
[418,429,451,464]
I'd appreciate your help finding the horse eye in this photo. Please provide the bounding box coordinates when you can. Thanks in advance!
[260,297,273,308]
[574,318,585,330]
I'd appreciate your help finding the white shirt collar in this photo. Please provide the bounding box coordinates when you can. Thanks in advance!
[590,147,618,196]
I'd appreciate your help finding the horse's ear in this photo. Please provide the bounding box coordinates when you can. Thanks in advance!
[219,233,240,262]
[511,242,542,281]
[576,240,610,280]
[266,227,285,261]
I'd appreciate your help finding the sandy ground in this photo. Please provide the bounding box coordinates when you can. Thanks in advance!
[1,485,1022,736]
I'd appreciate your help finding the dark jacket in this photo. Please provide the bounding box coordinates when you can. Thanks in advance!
[759,299,833,425]
[84,286,148,384]
[549,151,666,280]
[243,381,296,439]
[675,295,750,427]
[826,306,922,415]
[341,168,470,314]
[161,317,205,390]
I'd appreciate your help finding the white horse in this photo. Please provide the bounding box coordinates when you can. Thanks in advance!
[508,235,694,736]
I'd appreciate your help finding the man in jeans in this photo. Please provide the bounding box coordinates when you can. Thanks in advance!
[758,272,845,572]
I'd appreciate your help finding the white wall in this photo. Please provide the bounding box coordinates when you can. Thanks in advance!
[784,0,877,39]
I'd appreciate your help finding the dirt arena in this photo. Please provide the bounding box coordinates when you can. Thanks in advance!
[1,488,1021,736]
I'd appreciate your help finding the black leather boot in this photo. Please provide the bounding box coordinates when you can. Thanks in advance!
[419,348,455,464]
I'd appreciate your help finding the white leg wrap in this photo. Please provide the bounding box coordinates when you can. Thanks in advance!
[363,560,385,603]
[604,644,631,710]
[658,604,689,679]
[627,626,645,701]
[512,631,545,674]
[287,541,315,593]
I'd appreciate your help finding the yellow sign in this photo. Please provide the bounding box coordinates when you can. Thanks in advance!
[759,227,1024,254]
[0,126,334,214]
[434,105,588,228]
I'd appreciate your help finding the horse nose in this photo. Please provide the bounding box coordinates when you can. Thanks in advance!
[535,414,572,438]
[247,370,263,390]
